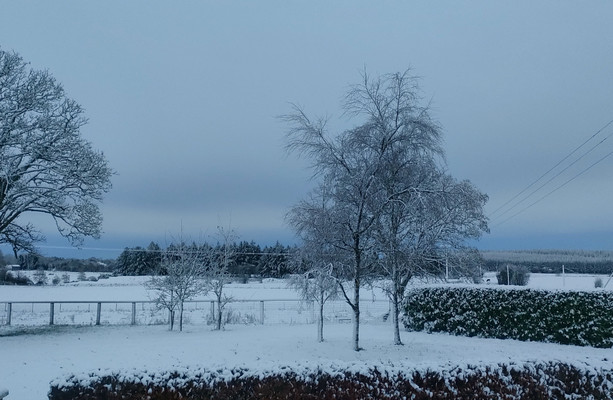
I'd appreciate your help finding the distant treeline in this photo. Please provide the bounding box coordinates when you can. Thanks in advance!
[482,250,613,275]
[116,241,295,278]
[0,252,116,273]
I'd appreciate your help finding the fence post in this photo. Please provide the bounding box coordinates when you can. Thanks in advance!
[6,303,11,326]
[260,301,265,325]
[131,302,136,325]
[96,303,102,325]
[49,302,55,325]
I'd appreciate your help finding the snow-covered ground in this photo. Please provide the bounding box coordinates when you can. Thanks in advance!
[482,271,613,291]
[3,322,613,399]
[2,271,610,303]
[0,274,301,302]
[1,272,612,399]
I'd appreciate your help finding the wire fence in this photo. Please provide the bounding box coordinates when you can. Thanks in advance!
[0,299,391,327]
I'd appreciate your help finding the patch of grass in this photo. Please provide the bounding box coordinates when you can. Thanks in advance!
[0,324,94,337]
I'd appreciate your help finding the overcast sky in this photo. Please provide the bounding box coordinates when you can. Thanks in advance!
[1,2,613,258]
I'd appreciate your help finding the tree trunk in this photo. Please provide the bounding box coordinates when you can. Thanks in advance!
[216,298,222,331]
[179,301,184,332]
[392,287,403,345]
[352,277,361,351]
[169,310,175,331]
[318,291,324,342]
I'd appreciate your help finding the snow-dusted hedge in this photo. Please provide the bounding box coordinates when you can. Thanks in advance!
[48,362,613,399]
[403,287,613,347]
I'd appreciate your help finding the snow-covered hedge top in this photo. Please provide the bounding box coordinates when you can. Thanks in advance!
[49,359,613,400]
[50,358,606,390]
[403,286,613,347]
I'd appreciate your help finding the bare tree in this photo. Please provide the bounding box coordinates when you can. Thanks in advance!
[0,49,113,253]
[374,164,488,345]
[206,224,238,330]
[0,223,44,258]
[146,242,207,331]
[284,69,443,351]
[33,267,48,285]
[288,237,339,342]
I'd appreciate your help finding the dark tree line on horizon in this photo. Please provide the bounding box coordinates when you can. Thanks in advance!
[0,248,115,273]
[115,241,296,278]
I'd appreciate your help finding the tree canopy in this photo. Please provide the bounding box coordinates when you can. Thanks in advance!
[0,48,113,255]
[284,69,489,349]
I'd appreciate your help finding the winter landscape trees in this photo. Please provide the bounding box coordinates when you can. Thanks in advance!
[288,238,339,342]
[117,242,162,276]
[0,48,113,256]
[0,46,488,353]
[145,225,241,331]
[206,225,238,330]
[146,241,208,331]
[284,69,488,350]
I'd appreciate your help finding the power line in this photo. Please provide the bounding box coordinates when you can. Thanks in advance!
[491,127,613,223]
[494,147,613,227]
[489,118,613,220]
[34,245,293,257]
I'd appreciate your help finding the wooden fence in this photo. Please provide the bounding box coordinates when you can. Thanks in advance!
[0,299,391,327]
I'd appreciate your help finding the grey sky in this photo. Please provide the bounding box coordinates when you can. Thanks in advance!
[1,1,613,258]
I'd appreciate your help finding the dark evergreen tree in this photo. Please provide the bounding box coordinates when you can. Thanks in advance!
[18,253,40,270]
[234,241,261,276]
[116,242,162,275]
[258,242,292,278]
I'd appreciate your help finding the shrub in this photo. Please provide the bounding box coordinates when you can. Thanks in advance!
[33,268,48,285]
[61,273,70,284]
[48,362,613,400]
[496,264,530,285]
[4,271,32,285]
[595,277,604,288]
[52,276,61,285]
[403,286,613,347]
[77,271,87,281]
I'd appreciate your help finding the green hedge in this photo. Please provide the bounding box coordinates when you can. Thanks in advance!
[48,362,613,400]
[403,287,613,347]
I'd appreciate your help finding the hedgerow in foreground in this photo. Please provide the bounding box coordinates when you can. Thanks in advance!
[403,287,613,347]
[48,361,613,399]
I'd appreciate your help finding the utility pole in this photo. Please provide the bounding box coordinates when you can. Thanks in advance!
[562,264,565,288]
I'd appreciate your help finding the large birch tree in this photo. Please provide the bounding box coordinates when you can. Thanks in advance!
[285,69,444,351]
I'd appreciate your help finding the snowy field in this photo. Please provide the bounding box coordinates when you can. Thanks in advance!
[2,270,610,303]
[2,272,609,327]
[1,272,613,399]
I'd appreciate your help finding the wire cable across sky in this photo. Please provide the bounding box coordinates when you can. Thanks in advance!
[493,147,613,228]
[490,117,613,227]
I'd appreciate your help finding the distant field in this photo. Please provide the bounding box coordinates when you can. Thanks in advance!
[481,249,613,263]
[2,269,612,303]
[1,271,611,327]
[481,249,613,275]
